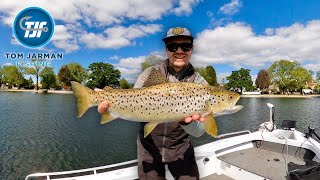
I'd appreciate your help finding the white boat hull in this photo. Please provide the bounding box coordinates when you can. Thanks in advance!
[25,128,320,180]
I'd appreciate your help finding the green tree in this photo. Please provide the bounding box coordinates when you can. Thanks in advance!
[1,65,25,88]
[0,65,3,84]
[226,68,254,94]
[67,62,87,83]
[40,67,57,89]
[86,62,121,89]
[25,59,47,90]
[119,78,132,89]
[57,63,87,88]
[141,55,164,71]
[21,77,35,89]
[205,66,218,86]
[194,67,206,78]
[58,65,72,88]
[268,60,312,92]
[255,69,271,92]
[316,71,320,84]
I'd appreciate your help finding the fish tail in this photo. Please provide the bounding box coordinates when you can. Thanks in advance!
[71,81,96,118]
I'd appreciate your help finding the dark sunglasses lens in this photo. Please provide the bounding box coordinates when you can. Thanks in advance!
[167,44,179,52]
[180,43,193,52]
[166,43,193,52]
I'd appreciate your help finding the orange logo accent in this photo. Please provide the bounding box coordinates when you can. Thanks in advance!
[172,27,184,35]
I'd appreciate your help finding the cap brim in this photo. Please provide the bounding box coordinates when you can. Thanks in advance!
[162,35,193,43]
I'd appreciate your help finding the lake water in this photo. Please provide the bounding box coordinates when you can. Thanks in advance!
[0,92,319,180]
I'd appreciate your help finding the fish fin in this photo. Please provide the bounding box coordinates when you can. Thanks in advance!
[204,112,218,138]
[180,122,205,137]
[101,111,117,124]
[144,122,158,138]
[143,68,168,87]
[103,86,113,91]
[71,81,96,118]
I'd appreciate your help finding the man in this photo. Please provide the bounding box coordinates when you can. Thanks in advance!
[98,27,207,180]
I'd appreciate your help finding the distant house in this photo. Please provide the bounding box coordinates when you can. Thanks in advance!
[268,84,279,93]
[1,84,9,90]
[305,80,317,90]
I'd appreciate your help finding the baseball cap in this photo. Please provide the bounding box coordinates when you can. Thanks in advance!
[162,27,193,43]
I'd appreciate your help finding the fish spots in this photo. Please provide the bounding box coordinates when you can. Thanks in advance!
[98,82,234,122]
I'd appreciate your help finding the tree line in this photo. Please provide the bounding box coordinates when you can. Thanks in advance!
[0,60,127,90]
[225,60,320,94]
[1,58,319,93]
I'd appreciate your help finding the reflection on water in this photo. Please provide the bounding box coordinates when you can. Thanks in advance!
[0,92,319,179]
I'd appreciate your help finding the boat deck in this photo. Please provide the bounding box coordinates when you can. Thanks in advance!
[214,141,314,180]
[202,174,234,180]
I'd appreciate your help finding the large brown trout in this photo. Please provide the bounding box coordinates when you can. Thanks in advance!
[71,68,242,138]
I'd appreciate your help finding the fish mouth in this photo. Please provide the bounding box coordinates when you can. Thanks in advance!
[229,94,241,110]
[214,105,243,117]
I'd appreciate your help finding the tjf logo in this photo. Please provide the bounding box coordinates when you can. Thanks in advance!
[13,7,54,48]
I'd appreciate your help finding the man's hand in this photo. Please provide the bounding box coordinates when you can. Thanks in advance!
[97,101,109,113]
[183,114,205,123]
[97,101,205,123]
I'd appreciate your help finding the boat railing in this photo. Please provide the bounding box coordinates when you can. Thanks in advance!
[25,159,138,180]
[25,130,251,180]
[216,130,251,139]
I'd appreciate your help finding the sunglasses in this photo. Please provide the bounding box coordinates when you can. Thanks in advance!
[166,43,193,52]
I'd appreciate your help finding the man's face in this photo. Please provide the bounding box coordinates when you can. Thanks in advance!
[165,37,193,71]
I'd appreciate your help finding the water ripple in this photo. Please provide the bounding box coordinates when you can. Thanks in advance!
[0,92,319,179]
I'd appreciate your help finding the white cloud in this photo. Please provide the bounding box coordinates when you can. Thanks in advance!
[219,0,242,15]
[10,36,20,45]
[192,21,320,71]
[114,56,145,83]
[3,62,13,66]
[0,0,175,26]
[109,55,121,60]
[0,0,200,52]
[80,24,162,49]
[173,0,201,15]
[304,63,320,73]
[217,72,231,83]
[114,53,166,83]
[117,56,146,69]
[51,24,80,52]
[117,67,142,76]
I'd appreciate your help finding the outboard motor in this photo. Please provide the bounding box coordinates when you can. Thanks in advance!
[259,103,276,132]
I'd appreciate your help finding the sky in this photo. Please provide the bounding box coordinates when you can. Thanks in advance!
[1,0,320,83]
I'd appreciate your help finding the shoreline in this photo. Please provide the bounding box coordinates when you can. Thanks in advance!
[1,89,319,98]
[241,94,320,98]
[0,89,73,94]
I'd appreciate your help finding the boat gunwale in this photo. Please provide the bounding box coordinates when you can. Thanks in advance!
[25,129,320,180]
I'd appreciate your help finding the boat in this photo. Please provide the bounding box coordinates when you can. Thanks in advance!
[25,103,320,180]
